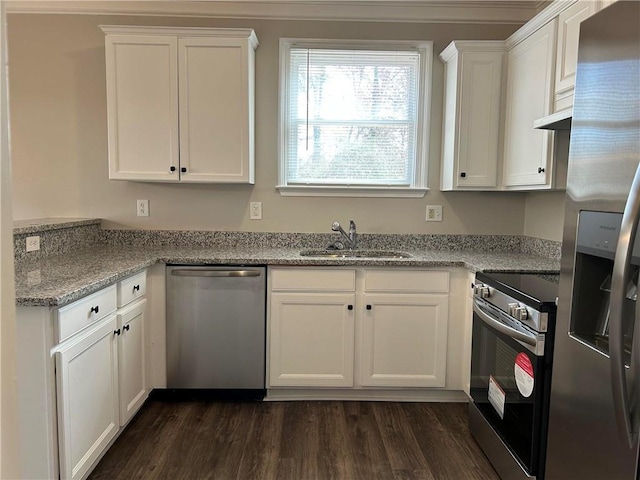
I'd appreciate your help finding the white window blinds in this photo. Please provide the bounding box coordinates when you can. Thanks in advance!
[283,46,422,186]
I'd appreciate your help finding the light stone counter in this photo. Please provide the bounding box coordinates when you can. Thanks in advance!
[14,245,560,307]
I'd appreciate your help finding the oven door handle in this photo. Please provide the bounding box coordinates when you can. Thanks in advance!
[473,300,537,347]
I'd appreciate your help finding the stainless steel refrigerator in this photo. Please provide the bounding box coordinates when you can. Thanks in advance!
[545,2,640,479]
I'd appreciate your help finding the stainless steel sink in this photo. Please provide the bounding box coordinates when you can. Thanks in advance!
[299,249,413,259]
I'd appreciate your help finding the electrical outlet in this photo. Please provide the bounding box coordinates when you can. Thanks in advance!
[26,236,40,252]
[137,199,149,217]
[426,205,443,222]
[250,202,263,220]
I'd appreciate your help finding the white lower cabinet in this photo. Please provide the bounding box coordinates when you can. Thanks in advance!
[360,294,449,387]
[269,293,355,387]
[17,270,149,480]
[117,298,147,426]
[268,267,450,391]
[55,316,120,480]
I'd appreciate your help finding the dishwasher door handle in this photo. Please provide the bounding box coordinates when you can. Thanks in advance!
[170,269,262,278]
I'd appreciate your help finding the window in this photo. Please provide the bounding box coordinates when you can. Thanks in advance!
[278,39,432,197]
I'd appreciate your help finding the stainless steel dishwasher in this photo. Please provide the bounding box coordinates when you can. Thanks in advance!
[166,265,266,397]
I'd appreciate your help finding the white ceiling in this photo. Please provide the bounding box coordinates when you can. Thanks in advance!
[6,0,552,24]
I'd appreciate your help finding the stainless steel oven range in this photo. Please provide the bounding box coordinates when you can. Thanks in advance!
[469,272,558,480]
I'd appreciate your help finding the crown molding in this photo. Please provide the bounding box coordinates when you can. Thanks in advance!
[505,0,575,47]
[5,1,542,25]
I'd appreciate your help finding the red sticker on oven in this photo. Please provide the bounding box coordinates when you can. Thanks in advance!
[515,352,534,397]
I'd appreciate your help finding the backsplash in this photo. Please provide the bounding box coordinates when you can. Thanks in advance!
[97,229,526,252]
[13,218,562,263]
[13,218,102,262]
[520,236,562,260]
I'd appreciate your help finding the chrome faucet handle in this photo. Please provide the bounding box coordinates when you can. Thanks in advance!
[348,220,357,249]
[331,220,357,249]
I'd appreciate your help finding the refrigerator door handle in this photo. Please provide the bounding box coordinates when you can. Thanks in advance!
[610,165,640,448]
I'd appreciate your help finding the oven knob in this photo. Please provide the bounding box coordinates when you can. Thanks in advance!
[473,283,491,298]
[515,306,528,321]
[509,303,528,320]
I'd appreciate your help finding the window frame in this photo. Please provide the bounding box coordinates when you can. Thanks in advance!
[277,38,433,198]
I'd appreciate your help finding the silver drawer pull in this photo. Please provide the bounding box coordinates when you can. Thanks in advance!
[171,270,261,278]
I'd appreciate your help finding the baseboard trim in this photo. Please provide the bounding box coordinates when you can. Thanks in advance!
[264,388,469,402]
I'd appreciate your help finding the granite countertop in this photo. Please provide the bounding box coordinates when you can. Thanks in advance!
[14,245,560,307]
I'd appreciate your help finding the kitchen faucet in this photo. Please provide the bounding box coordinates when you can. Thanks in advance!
[331,220,357,250]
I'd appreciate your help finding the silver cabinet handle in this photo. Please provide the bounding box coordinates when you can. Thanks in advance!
[473,300,537,347]
[610,165,640,448]
[170,269,261,278]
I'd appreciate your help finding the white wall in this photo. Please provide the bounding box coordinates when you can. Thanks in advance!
[1,3,20,477]
[8,13,532,235]
[524,191,566,241]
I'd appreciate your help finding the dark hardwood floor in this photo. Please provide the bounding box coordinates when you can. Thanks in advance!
[89,399,498,480]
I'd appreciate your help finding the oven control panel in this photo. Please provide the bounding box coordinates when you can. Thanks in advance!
[473,281,547,333]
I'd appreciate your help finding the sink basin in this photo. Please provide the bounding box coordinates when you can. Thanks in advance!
[299,249,413,259]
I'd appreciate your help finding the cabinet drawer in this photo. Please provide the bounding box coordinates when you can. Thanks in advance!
[56,285,118,343]
[118,271,147,307]
[364,270,450,293]
[270,268,356,292]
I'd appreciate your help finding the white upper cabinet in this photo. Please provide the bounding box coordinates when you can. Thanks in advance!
[102,26,258,184]
[440,41,505,191]
[104,34,178,182]
[599,0,618,11]
[554,0,598,112]
[502,20,558,189]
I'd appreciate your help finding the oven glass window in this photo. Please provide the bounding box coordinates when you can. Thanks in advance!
[470,309,547,474]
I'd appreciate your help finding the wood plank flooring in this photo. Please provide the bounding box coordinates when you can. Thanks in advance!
[89,399,498,480]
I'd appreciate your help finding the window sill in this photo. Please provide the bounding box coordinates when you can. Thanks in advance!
[276,185,428,198]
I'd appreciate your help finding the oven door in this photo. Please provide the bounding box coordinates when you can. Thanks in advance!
[470,297,549,476]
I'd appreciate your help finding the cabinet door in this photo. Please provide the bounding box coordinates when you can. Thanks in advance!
[56,316,119,480]
[360,294,449,387]
[455,51,503,189]
[503,21,557,188]
[269,293,355,387]
[441,46,504,190]
[178,37,254,183]
[105,35,179,181]
[555,1,598,111]
[599,0,618,11]
[118,299,147,426]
